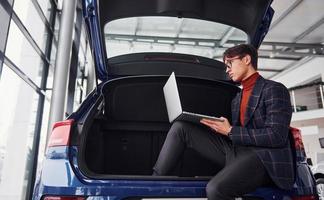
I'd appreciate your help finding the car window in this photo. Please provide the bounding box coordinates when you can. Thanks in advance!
[104,16,248,59]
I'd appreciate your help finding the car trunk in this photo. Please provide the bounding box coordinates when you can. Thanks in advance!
[79,75,239,178]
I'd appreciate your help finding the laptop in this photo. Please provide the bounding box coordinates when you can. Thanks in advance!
[163,72,224,124]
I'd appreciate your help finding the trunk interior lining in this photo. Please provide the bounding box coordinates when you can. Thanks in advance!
[83,76,238,177]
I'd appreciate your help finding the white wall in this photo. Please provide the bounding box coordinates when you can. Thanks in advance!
[272,57,324,164]
[272,57,324,88]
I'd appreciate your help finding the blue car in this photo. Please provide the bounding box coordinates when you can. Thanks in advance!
[33,0,318,199]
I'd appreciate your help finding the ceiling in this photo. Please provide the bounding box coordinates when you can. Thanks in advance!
[104,0,324,79]
[259,0,324,79]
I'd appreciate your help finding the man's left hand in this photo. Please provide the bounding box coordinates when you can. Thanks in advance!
[200,117,232,136]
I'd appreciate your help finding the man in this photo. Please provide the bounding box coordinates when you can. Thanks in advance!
[153,44,294,199]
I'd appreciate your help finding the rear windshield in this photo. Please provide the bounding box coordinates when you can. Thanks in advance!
[104,16,248,59]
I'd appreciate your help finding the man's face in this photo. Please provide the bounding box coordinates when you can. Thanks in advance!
[224,55,249,83]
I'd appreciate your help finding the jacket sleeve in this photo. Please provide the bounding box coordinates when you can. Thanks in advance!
[229,83,292,148]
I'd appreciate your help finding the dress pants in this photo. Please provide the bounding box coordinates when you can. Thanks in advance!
[153,121,273,200]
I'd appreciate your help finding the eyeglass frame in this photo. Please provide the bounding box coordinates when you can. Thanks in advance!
[224,56,245,69]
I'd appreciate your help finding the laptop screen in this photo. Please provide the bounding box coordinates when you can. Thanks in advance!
[163,72,182,122]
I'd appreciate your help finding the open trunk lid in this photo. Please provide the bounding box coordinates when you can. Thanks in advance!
[82,0,274,82]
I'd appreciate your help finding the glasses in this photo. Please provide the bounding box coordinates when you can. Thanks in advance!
[224,56,243,69]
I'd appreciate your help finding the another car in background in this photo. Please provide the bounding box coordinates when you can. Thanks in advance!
[312,162,324,200]
[311,138,324,199]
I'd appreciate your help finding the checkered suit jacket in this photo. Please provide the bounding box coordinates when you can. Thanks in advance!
[230,76,294,189]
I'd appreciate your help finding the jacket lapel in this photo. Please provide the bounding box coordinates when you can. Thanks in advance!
[244,76,266,126]
[232,91,242,126]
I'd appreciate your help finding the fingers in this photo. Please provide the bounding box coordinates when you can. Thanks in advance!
[200,119,219,132]
[201,118,217,124]
[200,119,214,128]
[201,118,222,126]
[200,117,231,136]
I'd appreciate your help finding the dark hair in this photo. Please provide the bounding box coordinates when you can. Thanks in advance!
[223,44,258,70]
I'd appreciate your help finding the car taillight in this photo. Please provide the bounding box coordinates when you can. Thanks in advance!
[43,196,86,200]
[47,119,74,147]
[290,127,305,150]
[292,195,318,200]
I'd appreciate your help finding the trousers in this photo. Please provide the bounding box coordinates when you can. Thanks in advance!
[153,121,273,200]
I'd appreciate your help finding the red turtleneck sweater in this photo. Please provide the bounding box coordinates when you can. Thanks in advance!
[240,72,260,126]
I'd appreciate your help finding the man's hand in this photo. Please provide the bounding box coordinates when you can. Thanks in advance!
[200,117,232,136]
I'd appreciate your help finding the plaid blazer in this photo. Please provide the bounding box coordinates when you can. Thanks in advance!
[230,76,294,190]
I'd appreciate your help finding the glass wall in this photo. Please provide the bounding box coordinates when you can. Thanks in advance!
[0,64,39,199]
[0,0,93,198]
[0,0,57,199]
[0,0,14,77]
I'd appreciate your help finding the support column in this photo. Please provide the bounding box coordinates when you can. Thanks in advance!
[47,0,77,141]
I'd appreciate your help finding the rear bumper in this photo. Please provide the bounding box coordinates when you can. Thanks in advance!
[32,146,316,200]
